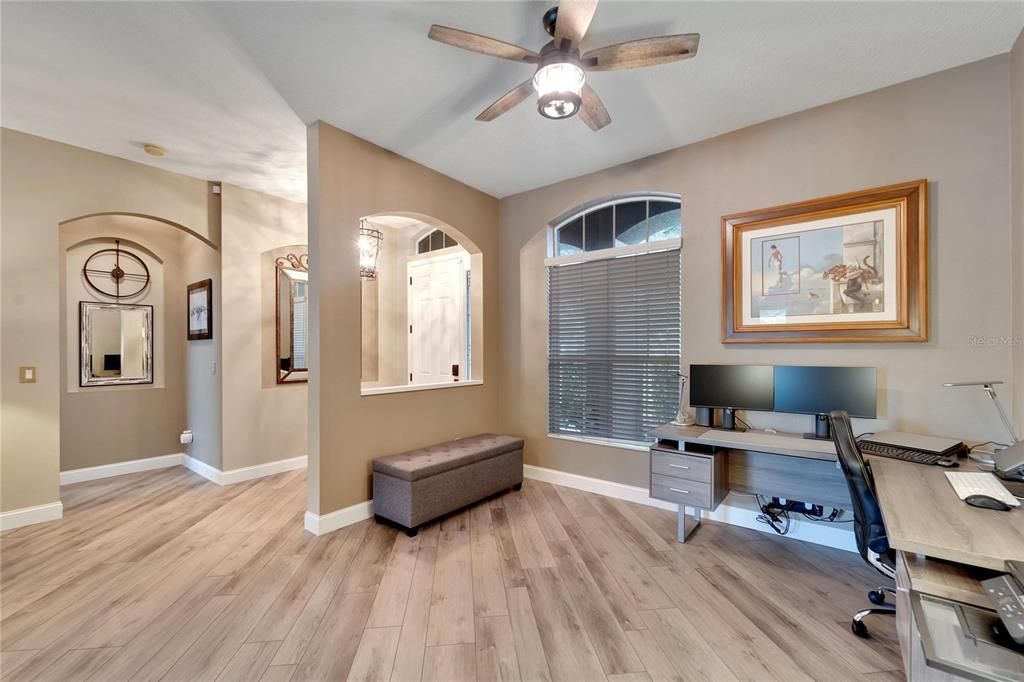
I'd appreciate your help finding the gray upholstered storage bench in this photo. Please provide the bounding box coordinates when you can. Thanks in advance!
[372,434,524,536]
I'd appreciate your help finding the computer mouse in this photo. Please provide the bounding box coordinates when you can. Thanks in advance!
[964,494,1012,511]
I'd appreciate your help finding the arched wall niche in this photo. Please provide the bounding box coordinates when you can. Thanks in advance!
[57,212,221,472]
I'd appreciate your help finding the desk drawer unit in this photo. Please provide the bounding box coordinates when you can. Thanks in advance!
[649,447,727,510]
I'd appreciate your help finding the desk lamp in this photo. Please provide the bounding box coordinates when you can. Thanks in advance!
[671,373,695,426]
[942,381,1017,460]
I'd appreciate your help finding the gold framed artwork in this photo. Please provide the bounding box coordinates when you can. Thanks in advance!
[722,180,927,343]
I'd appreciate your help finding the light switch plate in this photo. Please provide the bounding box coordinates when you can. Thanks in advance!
[19,366,37,383]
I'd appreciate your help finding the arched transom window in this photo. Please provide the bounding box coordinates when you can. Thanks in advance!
[417,228,458,254]
[554,197,680,257]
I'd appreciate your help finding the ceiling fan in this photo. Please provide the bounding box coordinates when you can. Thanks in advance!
[428,0,699,130]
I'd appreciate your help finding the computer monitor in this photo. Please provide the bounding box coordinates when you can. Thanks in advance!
[689,364,774,430]
[773,365,877,440]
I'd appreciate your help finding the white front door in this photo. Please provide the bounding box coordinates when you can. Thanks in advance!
[408,253,467,384]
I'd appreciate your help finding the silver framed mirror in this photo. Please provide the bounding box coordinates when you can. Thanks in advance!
[79,301,153,387]
[276,254,309,384]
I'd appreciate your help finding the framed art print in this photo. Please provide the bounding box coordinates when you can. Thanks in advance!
[722,180,927,343]
[187,279,213,341]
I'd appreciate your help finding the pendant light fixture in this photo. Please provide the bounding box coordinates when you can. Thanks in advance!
[359,219,383,280]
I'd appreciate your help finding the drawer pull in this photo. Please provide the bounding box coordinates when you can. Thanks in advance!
[669,488,690,494]
[669,464,689,469]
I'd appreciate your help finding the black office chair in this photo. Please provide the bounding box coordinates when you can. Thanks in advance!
[830,410,897,637]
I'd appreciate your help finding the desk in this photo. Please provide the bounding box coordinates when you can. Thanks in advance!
[649,422,1024,681]
[648,423,849,542]
[872,457,1024,571]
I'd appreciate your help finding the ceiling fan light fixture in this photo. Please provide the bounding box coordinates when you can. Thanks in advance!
[533,61,585,119]
[537,90,582,119]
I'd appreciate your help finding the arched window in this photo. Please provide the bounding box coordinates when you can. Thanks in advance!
[416,228,458,254]
[547,195,681,444]
[553,196,680,257]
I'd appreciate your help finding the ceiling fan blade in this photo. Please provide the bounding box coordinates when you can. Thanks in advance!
[477,80,535,122]
[582,33,700,71]
[579,84,611,131]
[553,0,599,52]
[428,25,539,64]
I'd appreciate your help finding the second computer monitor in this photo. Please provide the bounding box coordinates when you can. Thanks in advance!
[773,366,877,419]
[774,365,877,439]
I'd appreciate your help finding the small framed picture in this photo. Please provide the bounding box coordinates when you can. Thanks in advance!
[187,279,213,341]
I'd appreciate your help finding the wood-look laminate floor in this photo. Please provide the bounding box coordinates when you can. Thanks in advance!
[0,468,903,681]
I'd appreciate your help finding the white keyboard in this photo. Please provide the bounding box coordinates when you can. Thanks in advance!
[945,472,1021,507]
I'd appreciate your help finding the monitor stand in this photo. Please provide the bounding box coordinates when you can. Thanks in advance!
[721,408,737,431]
[803,413,832,440]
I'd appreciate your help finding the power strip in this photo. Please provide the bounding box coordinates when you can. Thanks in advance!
[771,497,825,517]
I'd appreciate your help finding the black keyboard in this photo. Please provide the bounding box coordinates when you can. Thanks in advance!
[856,440,952,465]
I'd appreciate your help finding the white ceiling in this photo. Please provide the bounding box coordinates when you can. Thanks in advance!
[2,2,1021,202]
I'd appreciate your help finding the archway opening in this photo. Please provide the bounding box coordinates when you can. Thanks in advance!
[360,213,484,394]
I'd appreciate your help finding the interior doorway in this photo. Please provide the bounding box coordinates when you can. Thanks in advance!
[407,251,470,384]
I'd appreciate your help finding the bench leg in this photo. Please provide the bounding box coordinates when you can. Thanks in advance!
[512,482,523,491]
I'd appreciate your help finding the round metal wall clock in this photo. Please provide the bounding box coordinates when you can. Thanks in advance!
[82,239,151,299]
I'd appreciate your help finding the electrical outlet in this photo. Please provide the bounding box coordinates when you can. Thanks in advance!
[19,366,37,383]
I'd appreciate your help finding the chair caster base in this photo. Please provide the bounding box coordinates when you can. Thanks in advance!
[851,619,869,638]
[868,589,887,605]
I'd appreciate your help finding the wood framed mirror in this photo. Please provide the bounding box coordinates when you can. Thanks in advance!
[79,301,154,387]
[275,254,309,384]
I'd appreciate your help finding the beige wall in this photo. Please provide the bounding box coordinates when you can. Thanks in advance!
[1012,30,1024,435]
[499,56,1013,488]
[307,122,500,514]
[0,128,217,513]
[183,224,222,469]
[221,184,308,471]
[59,216,187,470]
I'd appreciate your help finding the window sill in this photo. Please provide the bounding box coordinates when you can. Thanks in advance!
[361,379,483,397]
[547,433,651,452]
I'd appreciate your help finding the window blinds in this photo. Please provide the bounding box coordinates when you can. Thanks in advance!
[548,248,681,443]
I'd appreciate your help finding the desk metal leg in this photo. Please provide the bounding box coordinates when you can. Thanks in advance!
[677,505,702,543]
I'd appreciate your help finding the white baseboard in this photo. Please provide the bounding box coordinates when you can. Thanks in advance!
[61,453,185,485]
[523,464,855,553]
[219,456,308,485]
[1,501,64,531]
[60,452,307,488]
[182,455,223,483]
[524,464,678,511]
[184,455,307,486]
[304,500,374,536]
